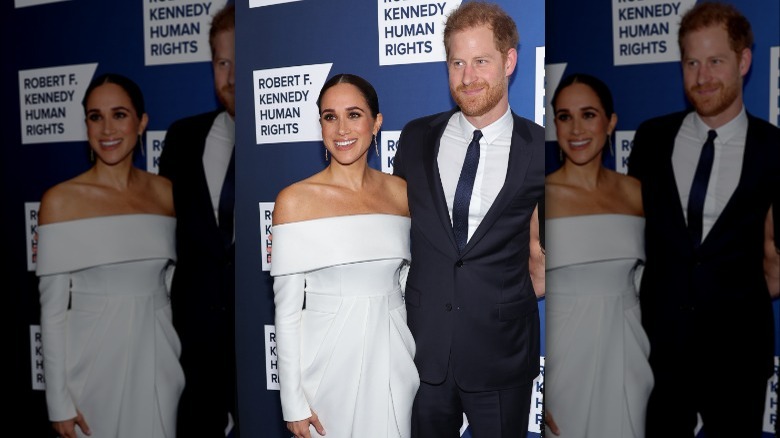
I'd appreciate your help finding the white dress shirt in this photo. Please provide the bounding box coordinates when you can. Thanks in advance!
[202,111,235,224]
[437,108,513,242]
[673,106,747,241]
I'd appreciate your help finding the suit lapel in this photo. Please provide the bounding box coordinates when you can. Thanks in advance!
[461,113,531,255]
[188,112,222,233]
[660,114,692,249]
[700,114,762,252]
[424,111,459,252]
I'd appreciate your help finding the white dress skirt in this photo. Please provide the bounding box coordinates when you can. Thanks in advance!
[36,214,184,438]
[545,214,654,438]
[271,214,420,438]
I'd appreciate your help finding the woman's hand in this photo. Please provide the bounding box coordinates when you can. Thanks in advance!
[287,409,326,438]
[545,409,560,436]
[52,410,90,438]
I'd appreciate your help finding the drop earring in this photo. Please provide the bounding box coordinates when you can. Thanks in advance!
[138,134,145,157]
[373,134,379,157]
[608,134,615,156]
[324,147,329,161]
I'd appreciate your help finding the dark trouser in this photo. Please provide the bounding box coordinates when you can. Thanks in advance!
[411,361,532,438]
[646,366,767,438]
[175,349,238,438]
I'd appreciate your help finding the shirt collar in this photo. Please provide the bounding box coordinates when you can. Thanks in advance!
[456,107,513,145]
[692,105,747,145]
[215,110,236,144]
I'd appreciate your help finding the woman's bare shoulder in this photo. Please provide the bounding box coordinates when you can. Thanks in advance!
[143,172,175,216]
[611,172,641,197]
[544,168,569,190]
[273,179,323,225]
[544,170,573,199]
[38,178,88,225]
[380,171,407,193]
[380,172,409,216]
[147,172,173,191]
[613,172,643,215]
[619,172,641,190]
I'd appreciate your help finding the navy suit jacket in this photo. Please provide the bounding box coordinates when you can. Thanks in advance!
[628,110,778,381]
[158,110,237,435]
[394,109,544,391]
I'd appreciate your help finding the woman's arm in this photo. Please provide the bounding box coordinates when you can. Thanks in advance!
[39,273,85,431]
[273,272,311,421]
[273,272,327,438]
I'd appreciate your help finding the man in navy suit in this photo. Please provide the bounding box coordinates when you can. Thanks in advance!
[393,2,544,437]
[628,3,779,437]
[158,3,239,437]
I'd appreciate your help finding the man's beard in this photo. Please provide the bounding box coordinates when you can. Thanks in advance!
[218,84,235,116]
[451,78,505,117]
[685,79,739,118]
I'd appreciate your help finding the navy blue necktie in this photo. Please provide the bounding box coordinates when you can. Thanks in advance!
[453,130,482,252]
[687,129,717,248]
[218,147,235,249]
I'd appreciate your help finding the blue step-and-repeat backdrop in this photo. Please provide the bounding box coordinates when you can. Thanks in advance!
[4,0,227,436]
[4,0,775,436]
[234,1,544,436]
[545,1,778,437]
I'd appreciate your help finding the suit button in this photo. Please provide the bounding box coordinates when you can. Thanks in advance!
[455,260,463,267]
[445,303,452,311]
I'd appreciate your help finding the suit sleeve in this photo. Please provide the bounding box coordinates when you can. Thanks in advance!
[627,123,648,183]
[39,273,78,422]
[158,123,181,183]
[273,272,311,421]
[393,126,409,180]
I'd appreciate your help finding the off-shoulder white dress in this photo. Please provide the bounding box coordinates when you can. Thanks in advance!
[545,214,654,438]
[36,214,185,438]
[271,214,420,438]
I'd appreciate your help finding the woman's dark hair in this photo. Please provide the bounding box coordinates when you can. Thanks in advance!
[81,73,146,117]
[316,73,379,118]
[551,73,614,119]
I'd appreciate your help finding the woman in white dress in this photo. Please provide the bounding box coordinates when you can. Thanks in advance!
[36,73,184,438]
[544,73,653,437]
[271,73,420,438]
